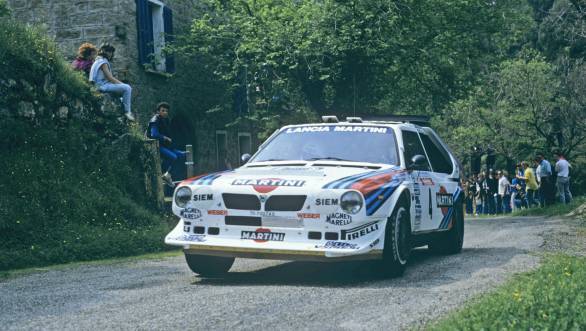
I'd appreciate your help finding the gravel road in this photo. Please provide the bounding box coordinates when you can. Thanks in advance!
[0,216,566,330]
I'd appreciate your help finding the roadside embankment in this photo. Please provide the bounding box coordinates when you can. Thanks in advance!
[0,4,172,271]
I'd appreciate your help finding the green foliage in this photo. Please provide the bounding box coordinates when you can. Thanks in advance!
[429,254,586,330]
[177,0,532,135]
[0,16,171,271]
[0,0,9,18]
[512,196,586,217]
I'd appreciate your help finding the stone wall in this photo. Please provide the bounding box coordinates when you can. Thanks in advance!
[7,0,261,178]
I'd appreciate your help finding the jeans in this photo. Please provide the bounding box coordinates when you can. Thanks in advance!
[501,194,511,213]
[526,189,537,208]
[97,82,132,114]
[556,176,572,204]
[160,147,186,173]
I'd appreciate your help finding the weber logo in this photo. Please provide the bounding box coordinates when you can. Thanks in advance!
[241,230,285,242]
[341,222,379,240]
[436,193,453,207]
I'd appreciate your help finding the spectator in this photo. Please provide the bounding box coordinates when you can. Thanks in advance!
[510,176,524,211]
[466,175,478,216]
[498,170,511,213]
[89,43,135,121]
[517,161,538,208]
[554,151,572,204]
[478,173,487,214]
[535,152,554,206]
[71,42,97,77]
[486,170,498,215]
[147,102,186,187]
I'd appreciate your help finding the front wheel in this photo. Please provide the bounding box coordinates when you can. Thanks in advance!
[377,203,411,277]
[184,253,235,277]
[428,200,464,255]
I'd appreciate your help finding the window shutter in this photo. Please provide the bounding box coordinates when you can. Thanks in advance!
[136,0,154,66]
[163,6,175,73]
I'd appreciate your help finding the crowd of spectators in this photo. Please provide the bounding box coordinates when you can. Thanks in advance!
[463,151,573,216]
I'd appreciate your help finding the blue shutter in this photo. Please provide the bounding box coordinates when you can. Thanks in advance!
[163,6,175,73]
[136,0,154,66]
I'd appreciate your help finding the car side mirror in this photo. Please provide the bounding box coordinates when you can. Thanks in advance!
[407,154,427,171]
[241,153,251,164]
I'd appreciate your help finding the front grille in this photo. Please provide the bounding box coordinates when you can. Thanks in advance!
[265,195,307,211]
[225,216,262,226]
[222,193,261,210]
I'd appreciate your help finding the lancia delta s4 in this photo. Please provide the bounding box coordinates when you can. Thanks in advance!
[165,116,464,277]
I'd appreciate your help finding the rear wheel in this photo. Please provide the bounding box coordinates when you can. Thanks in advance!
[184,253,235,277]
[377,202,411,277]
[428,200,464,255]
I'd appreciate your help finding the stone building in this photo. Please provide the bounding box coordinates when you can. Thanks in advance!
[6,0,259,178]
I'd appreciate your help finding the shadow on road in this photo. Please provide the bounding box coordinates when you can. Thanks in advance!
[194,246,526,288]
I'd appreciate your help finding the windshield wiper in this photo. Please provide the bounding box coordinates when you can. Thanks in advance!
[307,157,352,161]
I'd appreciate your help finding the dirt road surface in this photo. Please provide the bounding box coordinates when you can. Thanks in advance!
[1,216,566,330]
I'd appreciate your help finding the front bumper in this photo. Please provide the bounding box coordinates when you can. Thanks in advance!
[165,220,385,262]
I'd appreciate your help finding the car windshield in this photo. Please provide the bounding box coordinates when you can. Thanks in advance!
[251,125,399,165]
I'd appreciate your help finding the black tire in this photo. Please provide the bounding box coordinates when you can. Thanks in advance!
[377,201,412,277]
[184,253,235,277]
[428,200,464,255]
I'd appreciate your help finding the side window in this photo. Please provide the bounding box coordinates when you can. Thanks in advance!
[420,133,453,174]
[136,0,175,73]
[401,130,430,171]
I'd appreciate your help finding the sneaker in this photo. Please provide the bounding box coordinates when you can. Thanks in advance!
[162,172,174,187]
[125,112,136,121]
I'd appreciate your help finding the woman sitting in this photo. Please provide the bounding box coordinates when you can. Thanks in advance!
[71,42,97,77]
[89,43,135,121]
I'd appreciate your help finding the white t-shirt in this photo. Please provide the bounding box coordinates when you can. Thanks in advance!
[498,177,510,196]
[556,159,570,178]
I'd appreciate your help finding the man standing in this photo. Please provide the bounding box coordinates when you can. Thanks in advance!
[535,152,554,206]
[486,170,498,215]
[517,161,538,208]
[554,151,572,204]
[147,102,186,187]
[498,170,511,214]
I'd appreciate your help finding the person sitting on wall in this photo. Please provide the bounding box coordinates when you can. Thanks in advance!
[71,42,97,77]
[89,43,135,121]
[147,102,186,187]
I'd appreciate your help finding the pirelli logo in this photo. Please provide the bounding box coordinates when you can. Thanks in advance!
[341,222,379,240]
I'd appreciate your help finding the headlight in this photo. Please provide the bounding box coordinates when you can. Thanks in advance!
[174,186,192,208]
[340,191,363,214]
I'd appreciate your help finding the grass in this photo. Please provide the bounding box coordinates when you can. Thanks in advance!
[0,16,175,271]
[0,249,182,281]
[427,254,586,331]
[512,196,586,217]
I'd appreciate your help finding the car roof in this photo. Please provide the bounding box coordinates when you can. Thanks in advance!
[282,121,424,130]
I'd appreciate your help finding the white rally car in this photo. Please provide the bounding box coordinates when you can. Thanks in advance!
[166,116,464,277]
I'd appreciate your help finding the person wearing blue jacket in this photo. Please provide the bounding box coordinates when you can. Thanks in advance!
[147,102,185,187]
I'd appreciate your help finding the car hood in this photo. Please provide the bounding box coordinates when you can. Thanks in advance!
[178,163,404,194]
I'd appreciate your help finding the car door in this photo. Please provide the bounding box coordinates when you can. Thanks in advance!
[419,130,458,231]
[400,129,433,232]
